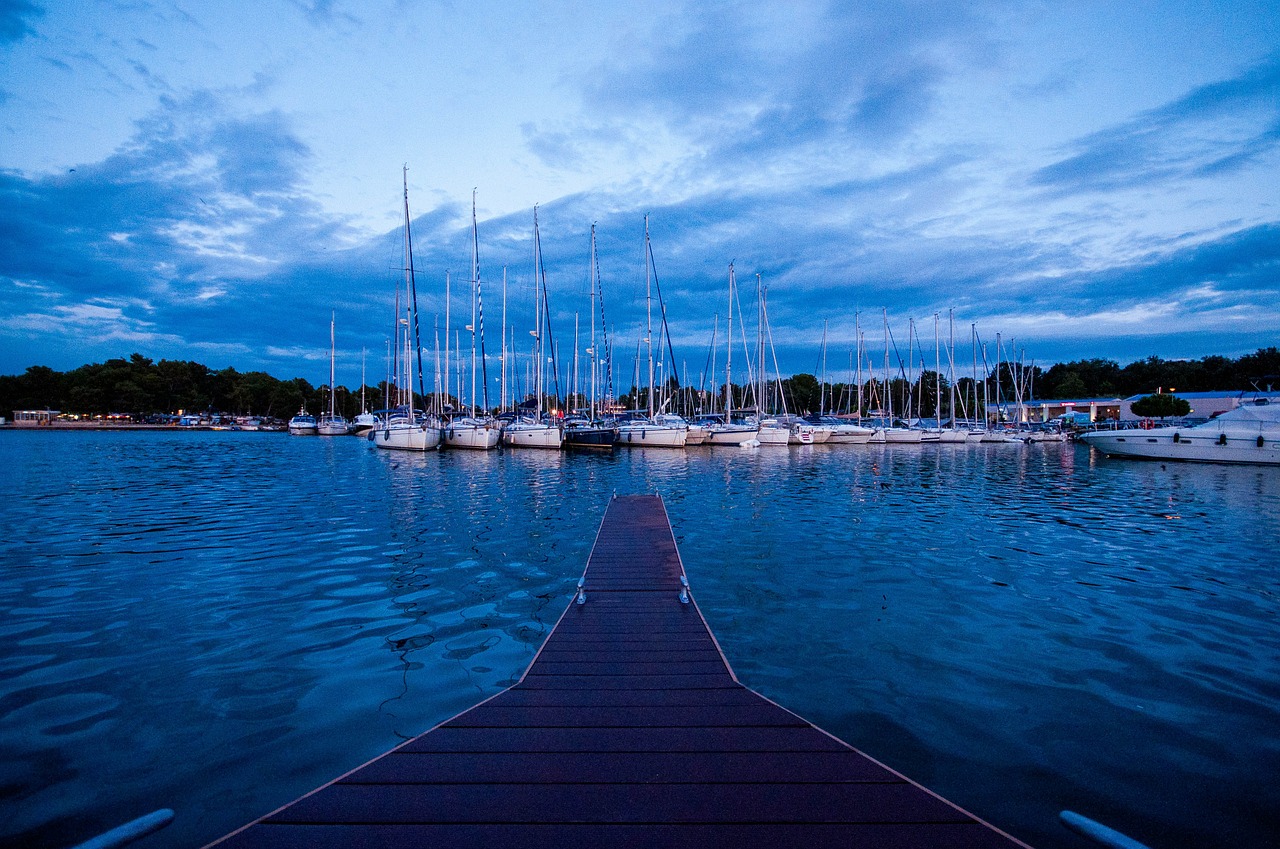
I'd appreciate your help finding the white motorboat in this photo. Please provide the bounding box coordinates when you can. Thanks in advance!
[1078,399,1280,465]
[351,411,379,436]
[287,408,317,435]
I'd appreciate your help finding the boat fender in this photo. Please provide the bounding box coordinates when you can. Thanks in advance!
[1259,435,1266,448]
[1172,432,1180,443]
[1218,433,1227,446]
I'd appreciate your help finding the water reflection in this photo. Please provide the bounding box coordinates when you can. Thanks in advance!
[0,434,1277,848]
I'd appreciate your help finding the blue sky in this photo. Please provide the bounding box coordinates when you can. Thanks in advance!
[1,0,1277,388]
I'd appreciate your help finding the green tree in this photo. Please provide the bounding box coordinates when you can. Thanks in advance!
[1130,393,1191,419]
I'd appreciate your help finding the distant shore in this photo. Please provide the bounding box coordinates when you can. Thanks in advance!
[1,422,283,432]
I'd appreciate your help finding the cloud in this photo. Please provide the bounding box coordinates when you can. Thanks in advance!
[1031,56,1280,194]
[0,0,42,44]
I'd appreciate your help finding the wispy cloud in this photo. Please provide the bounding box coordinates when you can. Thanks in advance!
[1031,55,1280,194]
[0,0,42,44]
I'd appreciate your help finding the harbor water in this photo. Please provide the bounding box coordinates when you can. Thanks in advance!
[1,431,1277,848]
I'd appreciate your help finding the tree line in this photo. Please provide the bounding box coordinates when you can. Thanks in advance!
[1,347,1276,419]
[0,354,382,421]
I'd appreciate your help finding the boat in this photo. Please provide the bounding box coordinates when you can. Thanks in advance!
[704,264,759,446]
[287,407,317,435]
[616,219,688,448]
[443,192,500,450]
[502,206,562,450]
[563,414,618,449]
[806,415,876,444]
[375,167,443,452]
[1078,398,1280,464]
[317,313,351,436]
[352,349,379,436]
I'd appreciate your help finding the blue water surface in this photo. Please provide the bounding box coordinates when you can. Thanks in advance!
[1,431,1277,848]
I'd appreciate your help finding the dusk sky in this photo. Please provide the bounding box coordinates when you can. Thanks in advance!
[2,1,1277,389]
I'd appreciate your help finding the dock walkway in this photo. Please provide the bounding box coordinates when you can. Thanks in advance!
[209,494,1030,848]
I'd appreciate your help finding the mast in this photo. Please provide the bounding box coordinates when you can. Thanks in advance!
[471,190,490,414]
[645,217,654,417]
[725,263,735,419]
[401,165,426,415]
[532,207,543,418]
[444,270,451,410]
[501,267,507,412]
[589,225,598,420]
[328,311,336,417]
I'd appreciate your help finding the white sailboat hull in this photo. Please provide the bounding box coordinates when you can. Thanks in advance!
[705,425,759,445]
[825,427,876,444]
[443,420,501,450]
[617,425,688,447]
[502,423,563,449]
[756,427,790,445]
[375,422,443,451]
[883,428,923,443]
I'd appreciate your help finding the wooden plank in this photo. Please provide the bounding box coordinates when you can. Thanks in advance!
[214,823,1021,849]
[441,704,810,729]
[265,781,971,824]
[340,750,900,784]
[397,726,852,754]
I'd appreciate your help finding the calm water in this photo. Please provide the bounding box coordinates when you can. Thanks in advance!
[1,431,1277,848]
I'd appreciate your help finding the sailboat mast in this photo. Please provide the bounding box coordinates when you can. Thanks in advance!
[590,225,598,420]
[725,263,734,419]
[329,311,336,417]
[532,207,543,418]
[501,267,508,413]
[645,217,654,418]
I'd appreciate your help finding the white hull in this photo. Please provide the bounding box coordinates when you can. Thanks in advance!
[351,413,379,436]
[1080,418,1280,465]
[938,429,970,443]
[756,426,791,445]
[374,422,443,451]
[705,425,759,445]
[883,428,923,443]
[288,424,317,435]
[685,425,708,445]
[981,431,1024,443]
[617,425,687,447]
[443,420,501,450]
[825,427,876,444]
[317,415,350,436]
[503,423,563,449]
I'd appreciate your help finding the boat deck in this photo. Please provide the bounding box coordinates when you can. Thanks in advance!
[208,494,1030,848]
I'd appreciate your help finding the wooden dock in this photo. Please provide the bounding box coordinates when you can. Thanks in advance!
[208,494,1031,848]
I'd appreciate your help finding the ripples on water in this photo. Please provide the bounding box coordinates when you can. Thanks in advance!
[1,432,1277,848]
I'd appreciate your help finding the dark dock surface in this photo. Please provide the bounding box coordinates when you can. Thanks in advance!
[209,494,1030,848]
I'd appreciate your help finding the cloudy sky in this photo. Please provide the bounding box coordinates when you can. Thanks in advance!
[1,1,1277,388]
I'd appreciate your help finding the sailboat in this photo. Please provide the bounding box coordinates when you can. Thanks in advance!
[704,263,760,446]
[617,218,687,448]
[564,224,618,449]
[317,312,352,435]
[351,348,379,436]
[503,206,563,449]
[443,192,500,450]
[375,167,443,452]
